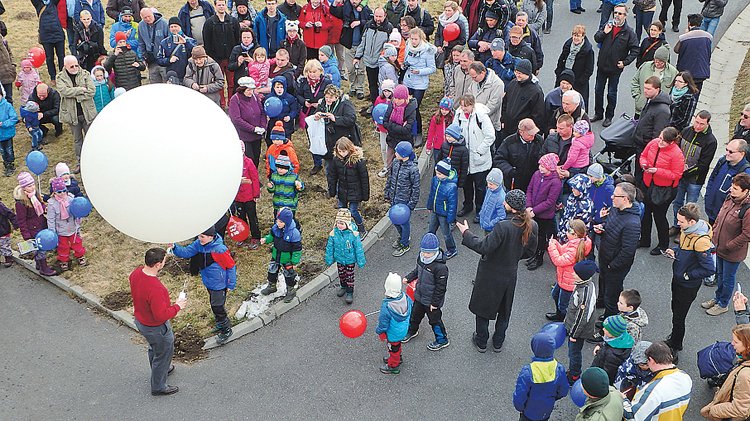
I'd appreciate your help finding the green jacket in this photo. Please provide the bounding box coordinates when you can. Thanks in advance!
[630,61,678,113]
[576,387,624,421]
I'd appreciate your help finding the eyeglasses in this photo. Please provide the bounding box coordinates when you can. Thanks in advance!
[612,194,626,198]
[727,149,739,154]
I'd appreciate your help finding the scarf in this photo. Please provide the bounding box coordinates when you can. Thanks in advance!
[406,40,429,55]
[438,11,460,27]
[565,41,582,70]
[390,100,407,125]
[671,86,688,102]
[56,193,71,219]
[27,191,44,217]
[420,252,438,264]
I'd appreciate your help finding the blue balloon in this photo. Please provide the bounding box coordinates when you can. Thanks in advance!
[70,197,92,218]
[539,322,567,349]
[26,151,48,176]
[264,97,283,118]
[388,204,411,226]
[372,103,388,125]
[570,379,587,408]
[35,229,58,251]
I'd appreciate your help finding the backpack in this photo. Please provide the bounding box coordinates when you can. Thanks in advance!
[697,341,736,386]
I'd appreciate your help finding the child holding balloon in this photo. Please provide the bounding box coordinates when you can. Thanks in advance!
[325,209,366,304]
[512,332,570,420]
[265,76,299,142]
[384,141,420,258]
[376,272,413,374]
[47,177,87,271]
[14,172,56,276]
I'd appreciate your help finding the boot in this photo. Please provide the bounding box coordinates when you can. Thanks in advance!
[345,289,353,305]
[38,259,58,276]
[58,260,69,272]
[216,327,233,345]
[283,287,296,303]
[545,312,564,322]
[527,252,544,271]
[3,162,12,177]
[524,256,536,266]
[3,255,13,268]
[261,272,278,295]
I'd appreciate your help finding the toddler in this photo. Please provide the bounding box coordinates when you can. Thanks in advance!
[19,101,43,151]
[513,332,570,420]
[376,272,413,374]
[267,155,304,217]
[47,177,87,271]
[15,59,40,104]
[479,168,506,233]
[265,121,300,178]
[260,207,302,303]
[559,120,595,175]
[247,47,274,89]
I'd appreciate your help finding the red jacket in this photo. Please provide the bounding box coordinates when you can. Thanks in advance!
[547,236,593,292]
[426,113,453,151]
[639,138,685,187]
[236,155,261,202]
[129,267,181,327]
[299,3,331,49]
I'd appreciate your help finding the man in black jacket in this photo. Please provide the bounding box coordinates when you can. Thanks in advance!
[592,4,638,127]
[735,103,750,142]
[202,0,240,107]
[500,59,545,140]
[278,0,301,21]
[29,83,63,139]
[633,76,672,185]
[493,118,544,191]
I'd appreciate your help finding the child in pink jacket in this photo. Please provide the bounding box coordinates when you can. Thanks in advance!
[546,218,592,322]
[15,60,41,104]
[425,97,454,154]
[560,120,595,173]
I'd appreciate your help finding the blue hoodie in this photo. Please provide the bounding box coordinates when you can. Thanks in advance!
[589,174,615,224]
[375,292,412,342]
[268,76,300,135]
[480,183,507,232]
[513,333,569,420]
[321,55,341,88]
[0,97,18,141]
[172,234,238,291]
[426,170,458,223]
[705,157,750,221]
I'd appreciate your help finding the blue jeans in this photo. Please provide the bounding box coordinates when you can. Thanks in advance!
[715,257,741,308]
[338,200,364,227]
[672,180,702,225]
[395,218,411,247]
[599,2,615,29]
[594,70,621,119]
[312,153,324,168]
[634,9,655,40]
[552,284,573,316]
[570,0,581,11]
[428,213,456,253]
[568,337,585,377]
[0,138,14,164]
[701,16,720,37]
[30,128,43,150]
[546,0,554,29]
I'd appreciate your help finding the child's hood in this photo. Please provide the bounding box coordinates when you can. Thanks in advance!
[336,146,364,164]
[531,332,555,360]
[567,173,592,195]
[273,220,301,242]
[270,75,289,96]
[623,307,649,328]
[90,65,109,83]
[386,293,410,320]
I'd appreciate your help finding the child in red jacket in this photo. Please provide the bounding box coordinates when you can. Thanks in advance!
[426,97,454,156]
[234,142,261,249]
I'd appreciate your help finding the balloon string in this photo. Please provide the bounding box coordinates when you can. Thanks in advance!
[364,310,380,317]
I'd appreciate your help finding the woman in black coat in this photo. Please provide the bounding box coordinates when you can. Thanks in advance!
[317,85,360,158]
[457,189,538,352]
[72,12,107,72]
[327,137,370,233]
[555,25,594,113]
[32,0,66,80]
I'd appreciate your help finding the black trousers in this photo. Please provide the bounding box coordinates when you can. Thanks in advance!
[366,65,380,103]
[475,315,510,349]
[207,288,229,330]
[232,200,261,239]
[599,260,630,317]
[659,0,682,27]
[535,217,556,255]
[669,281,700,348]
[463,170,490,213]
[641,199,671,249]
[408,300,447,342]
[243,140,262,168]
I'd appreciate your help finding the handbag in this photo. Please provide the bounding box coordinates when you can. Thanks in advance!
[645,147,676,206]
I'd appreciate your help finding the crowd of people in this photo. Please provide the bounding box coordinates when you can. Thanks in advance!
[0,0,749,415]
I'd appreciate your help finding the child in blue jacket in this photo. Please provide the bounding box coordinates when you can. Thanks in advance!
[266,76,299,141]
[376,272,413,375]
[426,159,458,259]
[0,91,18,177]
[513,332,570,420]
[325,208,366,304]
[479,168,506,233]
[171,226,237,344]
[19,101,43,152]
[385,141,420,257]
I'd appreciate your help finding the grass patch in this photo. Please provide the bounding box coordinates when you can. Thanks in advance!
[730,49,750,140]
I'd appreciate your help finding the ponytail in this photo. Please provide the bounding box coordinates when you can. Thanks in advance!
[512,208,534,246]
[570,219,588,262]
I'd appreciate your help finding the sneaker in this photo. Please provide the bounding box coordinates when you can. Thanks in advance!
[309,165,323,176]
[359,230,368,240]
[216,328,233,345]
[492,344,503,353]
[577,7,586,11]
[392,239,401,248]
[701,298,717,309]
[586,332,604,344]
[344,291,353,304]
[261,284,277,296]
[570,8,581,13]
[445,250,458,260]
[704,276,717,287]
[472,332,487,353]
[427,340,450,351]
[706,304,728,316]
[668,226,680,237]
[392,245,410,257]
[402,331,418,343]
[377,168,388,178]
[77,257,87,266]
[247,239,260,250]
[379,363,400,374]
[283,288,296,303]
[336,286,346,297]
[59,261,69,271]
[602,118,613,127]
[591,114,603,122]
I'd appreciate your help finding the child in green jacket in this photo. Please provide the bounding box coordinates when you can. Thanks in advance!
[325,208,366,304]
[260,207,302,303]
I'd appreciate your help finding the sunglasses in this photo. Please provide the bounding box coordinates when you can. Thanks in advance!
[727,149,740,154]
[613,11,626,15]
[742,113,750,119]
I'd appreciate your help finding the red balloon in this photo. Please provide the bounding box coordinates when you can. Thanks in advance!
[28,47,46,68]
[443,23,460,42]
[406,280,417,301]
[226,216,249,242]
[339,310,367,338]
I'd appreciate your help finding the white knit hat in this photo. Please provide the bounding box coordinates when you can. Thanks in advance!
[389,29,402,43]
[384,272,402,298]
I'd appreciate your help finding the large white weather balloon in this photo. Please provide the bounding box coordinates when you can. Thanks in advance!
[81,84,242,243]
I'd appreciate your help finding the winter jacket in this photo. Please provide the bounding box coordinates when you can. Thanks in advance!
[321,56,341,88]
[633,91,672,149]
[435,137,469,187]
[172,235,237,291]
[493,133,545,192]
[229,91,267,145]
[384,0,405,27]
[700,0,728,18]
[701,359,750,421]
[599,204,641,270]
[615,356,656,397]
[263,218,302,265]
[254,10,287,57]
[501,77,545,136]
[278,1,301,21]
[382,98,418,148]
[675,28,712,80]
[623,367,692,420]
[385,157,420,210]
[449,65,472,99]
[621,308,648,344]
[296,76,330,117]
[375,292,412,342]
[639,139,684,188]
[468,24,504,63]
[246,58,270,87]
[564,279,597,339]
[103,47,145,90]
[91,68,113,112]
[0,36,13,86]
[542,131,573,164]
[325,226,366,266]
[266,142,301,178]
[177,0,215,39]
[319,98,360,157]
[327,147,370,203]
[525,170,562,220]
[513,334,569,421]
[575,387,625,421]
[454,103,495,174]
[202,14,240,62]
[264,76,298,135]
[183,57,225,106]
[669,91,698,132]
[105,0,145,22]
[635,34,667,68]
[594,22,639,75]
[559,182,594,235]
[467,69,505,131]
[671,221,715,288]
[478,0,512,32]
[426,113,452,152]
[706,158,750,221]
[226,42,255,86]
[548,237,593,291]
[713,193,750,262]
[485,51,519,84]
[354,19,393,68]
[521,0,546,33]
[57,69,97,126]
[157,34,197,80]
[0,200,16,238]
[46,193,79,237]
[480,184,506,232]
[299,3,331,49]
[13,187,47,240]
[138,12,169,63]
[735,122,750,143]
[403,5,434,39]
[71,21,106,71]
[631,61,678,114]
[45,177,83,200]
[590,176,615,224]
[562,133,594,170]
[509,25,544,69]
[378,56,399,86]
[435,13,469,53]
[402,41,436,91]
[507,40,538,73]
[426,171,458,223]
[29,86,61,122]
[33,0,66,45]
[678,125,717,185]
[233,152,261,203]
[0,96,15,141]
[268,170,303,212]
[593,338,634,384]
[555,37,595,92]
[73,0,105,27]
[331,0,372,49]
[20,107,40,131]
[405,251,449,307]
[109,13,139,55]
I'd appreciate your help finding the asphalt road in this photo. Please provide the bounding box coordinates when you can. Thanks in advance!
[3,2,749,419]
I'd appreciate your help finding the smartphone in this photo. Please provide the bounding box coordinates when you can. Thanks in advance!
[242,51,250,57]
[739,283,743,294]
[172,34,180,43]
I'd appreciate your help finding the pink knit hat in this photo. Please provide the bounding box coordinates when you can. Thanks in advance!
[17,171,35,188]
[51,177,67,193]
[538,153,560,173]
[21,59,32,68]
[393,84,409,100]
[55,162,70,177]
[573,120,590,136]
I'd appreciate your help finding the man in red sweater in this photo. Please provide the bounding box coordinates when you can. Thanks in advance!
[129,248,187,396]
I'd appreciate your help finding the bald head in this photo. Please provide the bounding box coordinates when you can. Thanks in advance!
[36,83,49,100]
[63,55,80,74]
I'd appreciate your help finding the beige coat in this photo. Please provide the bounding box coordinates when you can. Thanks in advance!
[183,57,225,106]
[701,360,750,421]
[0,35,15,85]
[56,69,97,125]
[468,70,505,132]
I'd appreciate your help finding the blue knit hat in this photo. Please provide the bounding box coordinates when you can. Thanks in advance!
[270,121,287,142]
[277,207,294,226]
[395,141,414,160]
[275,154,292,169]
[445,123,463,141]
[439,97,453,109]
[436,158,452,176]
[603,314,628,338]
[420,233,440,252]
[573,259,598,280]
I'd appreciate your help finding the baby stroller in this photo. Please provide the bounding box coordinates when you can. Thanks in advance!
[592,113,638,179]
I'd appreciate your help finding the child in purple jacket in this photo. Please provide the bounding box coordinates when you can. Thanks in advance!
[525,153,563,271]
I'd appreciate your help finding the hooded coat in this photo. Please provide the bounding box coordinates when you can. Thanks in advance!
[172,235,237,291]
[327,146,370,204]
[713,193,750,262]
[321,55,341,88]
[405,250,449,307]
[13,186,46,240]
[46,192,79,237]
[384,156,420,210]
[265,76,299,135]
[137,11,169,62]
[426,170,458,223]
[561,132,594,170]
[354,19,393,68]
[235,155,260,202]
[263,217,302,265]
[525,169,562,220]
[480,182,506,232]
[325,224,366,267]
[548,236,593,292]
[375,292,412,342]
[559,175,595,236]
[183,56,225,106]
[402,40,436,91]
[564,277,597,339]
[513,334,570,420]
[90,66,113,112]
[453,103,495,174]
[299,2,331,50]
[589,175,615,224]
[109,12,140,54]
[435,135,469,188]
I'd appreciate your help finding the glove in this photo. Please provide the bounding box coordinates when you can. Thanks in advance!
[378,333,387,342]
[254,127,265,134]
[14,80,21,88]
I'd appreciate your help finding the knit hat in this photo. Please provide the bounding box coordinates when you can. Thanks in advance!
[235,0,249,6]
[17,171,35,188]
[384,272,402,298]
[435,158,452,176]
[603,314,628,338]
[516,58,533,76]
[286,20,299,32]
[587,163,604,179]
[380,79,395,93]
[277,207,294,226]
[505,189,526,213]
[270,121,287,142]
[335,208,352,225]
[237,76,256,89]
[383,44,398,58]
[191,45,207,59]
[319,45,333,58]
[531,332,555,359]
[55,162,71,177]
[115,31,128,43]
[573,259,598,281]
[23,101,40,113]
[395,141,413,159]
[630,341,653,365]
[654,45,670,63]
[393,84,409,100]
[485,10,499,20]
[581,367,610,399]
[420,233,440,252]
[439,97,453,109]
[538,153,560,173]
[389,29,402,43]
[166,70,180,84]
[50,177,67,193]
[21,59,32,68]
[121,8,133,16]
[275,154,292,169]
[486,168,504,186]
[573,120,590,136]
[201,226,216,237]
[490,38,505,51]
[168,16,181,27]
[445,123,463,141]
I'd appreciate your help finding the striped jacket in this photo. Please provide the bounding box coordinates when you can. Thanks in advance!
[623,367,692,420]
[268,171,304,212]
